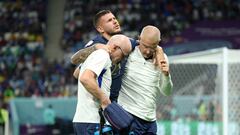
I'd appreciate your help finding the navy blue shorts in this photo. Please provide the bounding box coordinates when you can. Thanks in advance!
[129,115,157,135]
[73,122,99,135]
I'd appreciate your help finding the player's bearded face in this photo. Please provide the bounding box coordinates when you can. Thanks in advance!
[101,13,122,35]
[104,22,121,36]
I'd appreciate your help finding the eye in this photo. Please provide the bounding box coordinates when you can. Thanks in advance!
[113,46,118,50]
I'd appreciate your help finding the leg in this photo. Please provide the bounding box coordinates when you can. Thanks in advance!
[130,116,157,135]
[144,121,157,135]
[73,122,99,135]
[128,116,145,135]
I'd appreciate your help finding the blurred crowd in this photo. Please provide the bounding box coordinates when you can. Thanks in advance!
[62,0,240,53]
[0,0,240,105]
[0,0,77,106]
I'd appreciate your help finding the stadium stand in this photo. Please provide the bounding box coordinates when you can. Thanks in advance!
[1,0,239,100]
[0,0,78,100]
[62,0,240,54]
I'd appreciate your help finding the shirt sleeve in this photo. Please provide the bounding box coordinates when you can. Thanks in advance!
[85,35,108,48]
[84,49,110,76]
[159,54,173,96]
[160,74,173,96]
[84,40,94,48]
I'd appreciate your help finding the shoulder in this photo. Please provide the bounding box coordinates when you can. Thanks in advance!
[83,49,110,69]
[129,38,138,51]
[91,49,109,59]
[85,35,108,48]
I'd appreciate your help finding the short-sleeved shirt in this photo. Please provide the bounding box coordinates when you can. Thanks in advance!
[84,35,138,101]
[73,49,112,123]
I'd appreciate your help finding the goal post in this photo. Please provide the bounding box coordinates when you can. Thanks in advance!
[156,47,240,135]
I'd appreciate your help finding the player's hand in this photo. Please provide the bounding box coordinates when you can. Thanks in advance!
[154,46,169,76]
[100,95,111,109]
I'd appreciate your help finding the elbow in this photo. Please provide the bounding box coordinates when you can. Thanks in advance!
[71,56,77,65]
[80,70,96,86]
[73,73,78,79]
[73,69,79,79]
[80,74,88,85]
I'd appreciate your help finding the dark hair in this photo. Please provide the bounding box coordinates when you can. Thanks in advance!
[93,10,111,28]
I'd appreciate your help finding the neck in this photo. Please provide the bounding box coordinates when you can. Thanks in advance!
[102,33,111,40]
[102,31,122,40]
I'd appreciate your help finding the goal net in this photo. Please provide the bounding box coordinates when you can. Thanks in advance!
[156,47,240,135]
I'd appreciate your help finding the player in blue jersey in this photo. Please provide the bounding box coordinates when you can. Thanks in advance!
[71,10,138,102]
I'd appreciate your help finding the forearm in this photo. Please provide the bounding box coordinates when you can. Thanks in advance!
[71,45,97,65]
[81,73,110,109]
[160,74,173,96]
[71,43,107,65]
[80,69,108,101]
[81,78,106,100]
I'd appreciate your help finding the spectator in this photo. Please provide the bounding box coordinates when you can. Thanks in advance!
[0,100,9,135]
[43,104,56,134]
[197,100,207,121]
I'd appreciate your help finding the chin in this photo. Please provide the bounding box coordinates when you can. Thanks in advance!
[114,30,122,34]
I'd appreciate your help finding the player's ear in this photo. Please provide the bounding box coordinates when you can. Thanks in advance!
[96,26,104,33]
[138,35,141,41]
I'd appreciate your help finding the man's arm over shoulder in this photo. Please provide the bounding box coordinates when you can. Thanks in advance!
[71,45,96,65]
[71,43,109,65]
[71,35,110,65]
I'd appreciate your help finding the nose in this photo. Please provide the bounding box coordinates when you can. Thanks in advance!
[113,19,118,24]
[146,48,155,56]
[146,49,151,55]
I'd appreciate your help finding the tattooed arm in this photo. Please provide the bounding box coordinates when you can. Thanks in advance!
[73,66,80,79]
[71,45,96,65]
[71,43,107,65]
